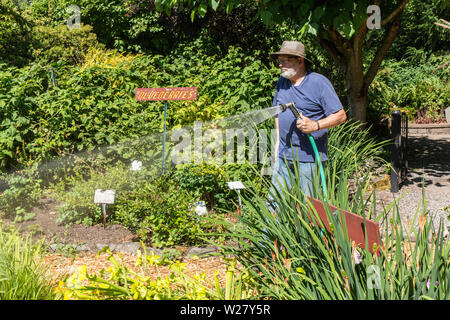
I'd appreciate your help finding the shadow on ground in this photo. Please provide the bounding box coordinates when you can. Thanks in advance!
[402,135,450,188]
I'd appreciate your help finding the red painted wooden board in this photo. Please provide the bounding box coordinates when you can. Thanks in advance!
[306,197,381,255]
[135,87,197,101]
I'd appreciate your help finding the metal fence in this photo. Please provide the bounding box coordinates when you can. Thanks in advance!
[390,110,408,192]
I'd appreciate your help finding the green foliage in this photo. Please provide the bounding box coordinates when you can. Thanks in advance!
[369,53,450,121]
[0,0,101,67]
[0,166,43,219]
[56,245,257,300]
[0,0,34,66]
[0,40,278,172]
[0,62,47,170]
[50,160,205,247]
[30,24,100,66]
[382,0,450,59]
[155,0,373,39]
[0,225,58,300]
[215,168,450,300]
[327,120,389,177]
[28,0,200,54]
[13,207,36,223]
[173,163,233,212]
[173,160,272,214]
[112,175,203,248]
[52,162,137,226]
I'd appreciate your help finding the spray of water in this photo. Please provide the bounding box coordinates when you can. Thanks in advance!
[0,106,282,219]
[203,105,283,130]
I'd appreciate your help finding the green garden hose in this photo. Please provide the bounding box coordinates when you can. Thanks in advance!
[280,102,328,201]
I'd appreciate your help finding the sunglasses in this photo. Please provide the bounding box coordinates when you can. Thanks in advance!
[277,57,302,65]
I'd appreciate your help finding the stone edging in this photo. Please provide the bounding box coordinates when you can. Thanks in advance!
[384,118,450,135]
[47,242,221,258]
[408,123,450,135]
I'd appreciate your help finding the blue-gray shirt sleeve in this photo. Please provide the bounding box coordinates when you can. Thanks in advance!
[319,77,343,116]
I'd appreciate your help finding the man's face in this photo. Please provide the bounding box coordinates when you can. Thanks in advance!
[277,55,303,79]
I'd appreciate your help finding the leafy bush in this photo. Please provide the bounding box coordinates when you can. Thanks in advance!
[0,40,278,172]
[112,175,203,247]
[173,163,233,212]
[0,0,34,67]
[0,62,48,170]
[30,24,100,66]
[52,162,138,225]
[368,52,450,122]
[0,225,58,300]
[51,161,205,247]
[0,166,43,220]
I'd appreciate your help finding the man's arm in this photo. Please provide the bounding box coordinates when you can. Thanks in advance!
[296,109,346,133]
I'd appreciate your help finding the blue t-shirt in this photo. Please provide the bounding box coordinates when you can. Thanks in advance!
[273,72,343,163]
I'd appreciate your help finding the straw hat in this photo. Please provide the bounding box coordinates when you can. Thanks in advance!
[270,41,314,64]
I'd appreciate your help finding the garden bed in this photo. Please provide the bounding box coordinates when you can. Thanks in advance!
[1,195,138,251]
[0,194,232,297]
[43,252,228,290]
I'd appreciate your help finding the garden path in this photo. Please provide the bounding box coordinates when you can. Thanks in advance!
[373,133,450,237]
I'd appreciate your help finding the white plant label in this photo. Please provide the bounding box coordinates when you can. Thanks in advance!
[194,201,208,216]
[227,181,245,190]
[94,189,115,204]
[131,160,143,171]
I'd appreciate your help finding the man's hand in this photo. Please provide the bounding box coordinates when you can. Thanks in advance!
[296,112,318,133]
[296,109,347,133]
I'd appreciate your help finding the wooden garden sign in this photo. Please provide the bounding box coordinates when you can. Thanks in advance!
[135,87,198,174]
[135,87,197,101]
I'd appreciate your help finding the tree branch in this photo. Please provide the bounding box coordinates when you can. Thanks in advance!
[363,16,402,93]
[381,0,409,27]
[318,34,346,68]
[326,25,350,56]
[352,19,369,66]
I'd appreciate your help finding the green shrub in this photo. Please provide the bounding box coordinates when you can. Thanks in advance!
[112,175,204,248]
[52,162,144,225]
[0,225,58,300]
[0,0,34,67]
[368,52,450,122]
[0,166,43,220]
[30,24,101,66]
[51,161,205,247]
[0,40,278,172]
[0,62,48,170]
[173,163,233,212]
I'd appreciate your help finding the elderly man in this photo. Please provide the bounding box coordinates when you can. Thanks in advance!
[268,41,347,209]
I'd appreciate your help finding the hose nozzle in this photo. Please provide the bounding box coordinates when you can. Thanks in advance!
[280,102,300,119]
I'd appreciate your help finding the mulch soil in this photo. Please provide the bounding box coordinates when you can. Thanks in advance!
[43,252,228,289]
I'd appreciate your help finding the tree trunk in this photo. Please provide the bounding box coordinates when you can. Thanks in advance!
[318,29,369,124]
[346,89,367,123]
[345,52,367,123]
[318,2,406,125]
